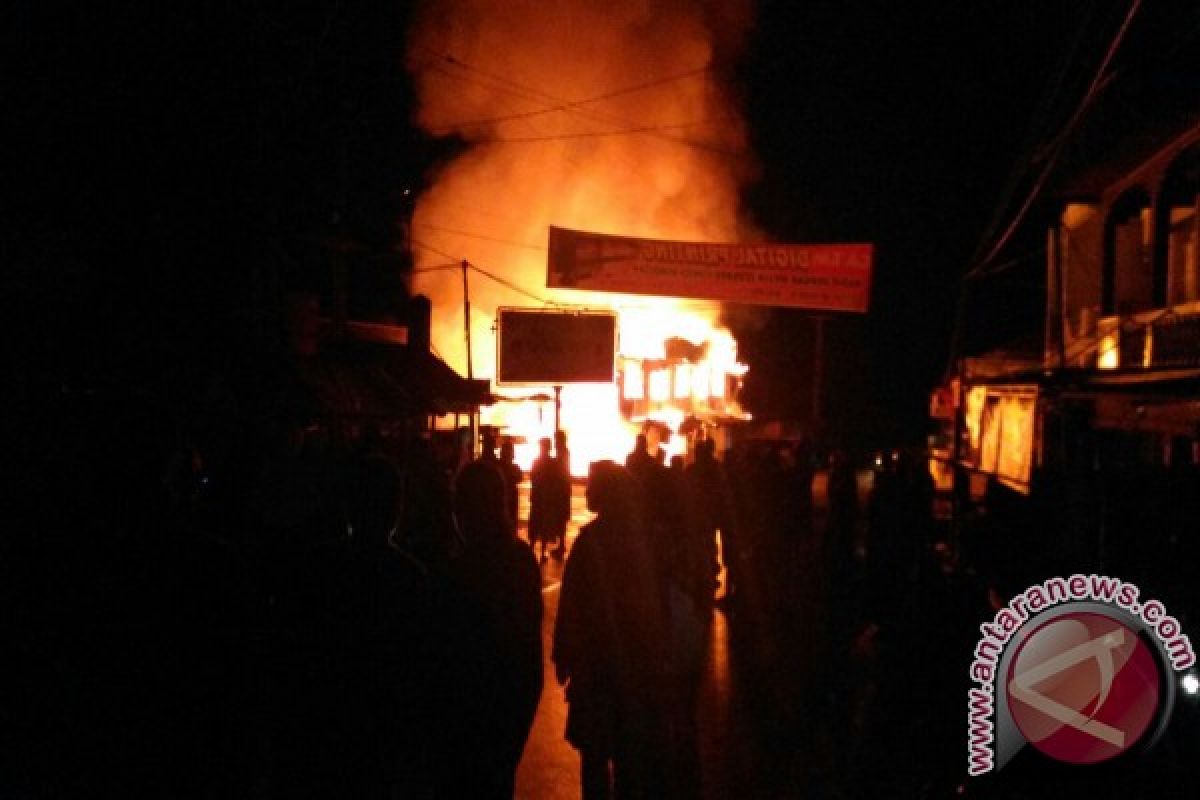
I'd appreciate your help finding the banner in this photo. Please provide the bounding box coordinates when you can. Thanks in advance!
[547,226,872,312]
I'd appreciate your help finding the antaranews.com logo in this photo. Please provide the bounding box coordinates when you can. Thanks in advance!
[967,574,1195,775]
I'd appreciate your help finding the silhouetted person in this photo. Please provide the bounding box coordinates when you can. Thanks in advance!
[271,454,430,798]
[398,437,460,572]
[499,438,523,528]
[436,462,543,798]
[686,438,732,601]
[824,448,861,647]
[530,437,570,561]
[625,433,652,474]
[555,429,572,474]
[554,461,669,800]
[663,449,716,799]
[865,448,936,620]
[27,391,258,798]
[756,443,793,601]
[645,422,668,467]
[479,428,499,463]
[786,439,816,541]
[625,427,673,587]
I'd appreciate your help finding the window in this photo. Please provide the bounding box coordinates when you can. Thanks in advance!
[1160,145,1199,307]
[1103,189,1154,314]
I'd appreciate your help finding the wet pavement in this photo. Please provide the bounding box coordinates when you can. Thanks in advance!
[508,468,1200,800]
[513,482,586,800]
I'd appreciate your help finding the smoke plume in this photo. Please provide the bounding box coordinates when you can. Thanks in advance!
[405,0,758,376]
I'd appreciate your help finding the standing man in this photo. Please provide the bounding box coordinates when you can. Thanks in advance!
[686,438,732,602]
[530,438,569,562]
[553,461,669,798]
[498,438,523,531]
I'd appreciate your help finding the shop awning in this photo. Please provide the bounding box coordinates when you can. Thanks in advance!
[296,339,492,420]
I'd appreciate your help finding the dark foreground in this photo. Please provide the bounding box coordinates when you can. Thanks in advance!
[521,476,1200,800]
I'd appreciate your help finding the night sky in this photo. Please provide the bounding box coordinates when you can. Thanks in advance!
[13,1,1189,446]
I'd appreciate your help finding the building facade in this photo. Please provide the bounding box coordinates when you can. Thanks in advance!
[942,84,1199,590]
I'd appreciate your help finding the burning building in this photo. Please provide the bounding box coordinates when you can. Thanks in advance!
[403,0,758,473]
[477,306,750,476]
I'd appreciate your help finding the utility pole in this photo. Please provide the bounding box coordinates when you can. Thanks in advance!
[460,260,478,459]
[461,260,473,380]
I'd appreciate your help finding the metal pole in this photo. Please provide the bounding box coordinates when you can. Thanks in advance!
[811,315,826,437]
[461,260,476,459]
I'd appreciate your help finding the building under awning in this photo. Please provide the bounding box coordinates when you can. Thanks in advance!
[943,365,1200,496]
[297,338,490,419]
[274,315,492,446]
[960,383,1040,494]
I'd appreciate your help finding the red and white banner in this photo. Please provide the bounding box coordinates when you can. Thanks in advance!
[547,226,872,312]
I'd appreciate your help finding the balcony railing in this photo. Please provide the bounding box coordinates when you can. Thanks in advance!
[1093,304,1200,370]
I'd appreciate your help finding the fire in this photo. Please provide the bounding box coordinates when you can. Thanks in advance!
[490,306,749,476]
[404,0,757,475]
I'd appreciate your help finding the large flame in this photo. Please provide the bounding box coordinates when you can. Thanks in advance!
[405,0,757,474]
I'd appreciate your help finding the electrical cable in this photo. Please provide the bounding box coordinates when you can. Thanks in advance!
[410,239,462,264]
[967,245,1047,280]
[412,223,730,315]
[965,4,1097,272]
[967,0,1141,278]
[416,46,561,104]
[946,0,1142,374]
[471,119,723,143]
[410,238,551,305]
[412,45,743,157]
[466,263,551,305]
[428,65,711,132]
[413,222,546,251]
[421,58,555,108]
[411,262,461,274]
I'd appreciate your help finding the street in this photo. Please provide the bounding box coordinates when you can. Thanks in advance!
[513,475,845,799]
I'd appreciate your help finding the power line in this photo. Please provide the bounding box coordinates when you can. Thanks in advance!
[411,237,728,312]
[411,261,461,274]
[965,4,1097,272]
[413,222,546,251]
[410,239,462,264]
[423,47,558,102]
[421,59,554,110]
[947,0,1143,374]
[1030,13,1200,164]
[966,245,1046,280]
[413,46,743,158]
[428,65,711,132]
[410,237,550,304]
[967,0,1142,278]
[472,119,723,144]
[467,263,550,305]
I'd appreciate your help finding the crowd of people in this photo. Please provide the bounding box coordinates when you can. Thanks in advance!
[8,388,548,799]
[545,427,945,799]
[9,382,965,798]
